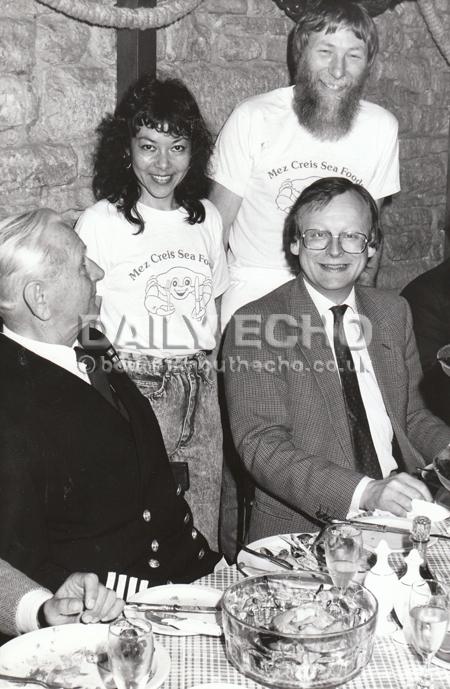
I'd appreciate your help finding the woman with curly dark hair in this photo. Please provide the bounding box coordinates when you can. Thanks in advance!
[77,75,228,550]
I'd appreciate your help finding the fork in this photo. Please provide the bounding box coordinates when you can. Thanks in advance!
[0,672,81,689]
[143,610,186,630]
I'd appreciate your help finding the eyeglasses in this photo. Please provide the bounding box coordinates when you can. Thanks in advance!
[300,229,370,254]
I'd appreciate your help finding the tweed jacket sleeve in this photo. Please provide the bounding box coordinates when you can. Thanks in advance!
[0,558,46,637]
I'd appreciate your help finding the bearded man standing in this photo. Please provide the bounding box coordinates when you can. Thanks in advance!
[211,0,399,327]
[212,0,400,560]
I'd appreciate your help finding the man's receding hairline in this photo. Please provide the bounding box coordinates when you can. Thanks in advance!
[295,190,372,230]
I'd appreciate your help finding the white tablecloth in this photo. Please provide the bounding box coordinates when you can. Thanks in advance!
[156,539,450,689]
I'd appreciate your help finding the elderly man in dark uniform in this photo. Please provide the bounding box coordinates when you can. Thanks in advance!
[0,208,219,592]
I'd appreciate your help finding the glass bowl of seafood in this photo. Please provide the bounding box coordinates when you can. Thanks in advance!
[222,572,377,689]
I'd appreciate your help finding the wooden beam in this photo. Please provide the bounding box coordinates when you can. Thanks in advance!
[446,118,450,242]
[116,0,157,105]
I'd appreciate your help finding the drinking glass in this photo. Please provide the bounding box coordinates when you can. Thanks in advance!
[108,617,154,689]
[324,524,363,593]
[409,579,449,689]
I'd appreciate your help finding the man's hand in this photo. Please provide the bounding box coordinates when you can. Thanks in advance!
[360,472,432,516]
[42,572,124,626]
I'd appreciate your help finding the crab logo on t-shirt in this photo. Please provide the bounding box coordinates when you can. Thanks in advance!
[275,176,319,213]
[144,267,212,321]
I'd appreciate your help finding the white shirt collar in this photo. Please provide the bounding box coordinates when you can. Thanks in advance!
[302,278,357,318]
[2,326,89,383]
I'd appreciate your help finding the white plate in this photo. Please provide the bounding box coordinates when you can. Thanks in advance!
[0,623,170,689]
[127,584,222,637]
[237,534,292,572]
[237,534,368,581]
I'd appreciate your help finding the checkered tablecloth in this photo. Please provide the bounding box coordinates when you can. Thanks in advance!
[156,538,450,689]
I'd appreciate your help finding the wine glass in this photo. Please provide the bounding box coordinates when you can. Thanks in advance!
[324,524,363,593]
[409,579,449,689]
[108,617,155,689]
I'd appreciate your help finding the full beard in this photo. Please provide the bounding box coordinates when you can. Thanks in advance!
[293,65,367,141]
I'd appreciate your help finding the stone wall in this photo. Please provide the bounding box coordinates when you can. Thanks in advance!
[159,0,450,290]
[1,0,449,289]
[0,0,116,223]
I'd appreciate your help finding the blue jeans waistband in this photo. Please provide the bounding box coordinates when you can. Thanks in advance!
[119,350,211,377]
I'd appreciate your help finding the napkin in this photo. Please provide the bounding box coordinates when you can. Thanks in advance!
[406,499,450,523]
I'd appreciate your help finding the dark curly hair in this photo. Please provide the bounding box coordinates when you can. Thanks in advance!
[92,75,214,234]
[283,177,381,275]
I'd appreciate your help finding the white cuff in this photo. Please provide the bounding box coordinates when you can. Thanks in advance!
[348,477,374,516]
[16,589,53,634]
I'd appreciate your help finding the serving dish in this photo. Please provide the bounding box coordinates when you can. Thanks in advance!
[222,572,377,689]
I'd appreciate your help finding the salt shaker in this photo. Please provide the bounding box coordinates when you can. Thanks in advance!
[364,539,398,635]
[410,515,432,579]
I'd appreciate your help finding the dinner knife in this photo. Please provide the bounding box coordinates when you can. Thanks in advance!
[340,519,450,540]
[125,602,220,614]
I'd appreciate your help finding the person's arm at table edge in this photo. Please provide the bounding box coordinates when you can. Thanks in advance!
[16,572,124,635]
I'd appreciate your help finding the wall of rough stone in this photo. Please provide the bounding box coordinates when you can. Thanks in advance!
[0,0,116,223]
[158,0,450,290]
[1,0,449,289]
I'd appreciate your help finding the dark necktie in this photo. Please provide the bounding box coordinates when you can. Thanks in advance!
[74,346,127,418]
[330,304,382,479]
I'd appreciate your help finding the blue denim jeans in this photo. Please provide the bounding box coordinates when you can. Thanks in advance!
[120,351,223,550]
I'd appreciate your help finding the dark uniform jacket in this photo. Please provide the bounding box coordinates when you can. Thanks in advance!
[0,330,219,591]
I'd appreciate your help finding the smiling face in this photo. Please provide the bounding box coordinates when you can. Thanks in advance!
[293,26,369,139]
[130,125,192,211]
[290,190,375,303]
[169,274,194,300]
[305,27,368,96]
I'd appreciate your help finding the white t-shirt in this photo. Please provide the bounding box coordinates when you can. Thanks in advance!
[76,199,229,357]
[212,86,400,323]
